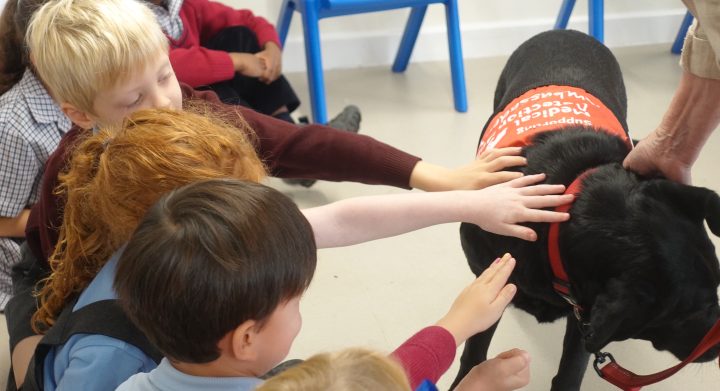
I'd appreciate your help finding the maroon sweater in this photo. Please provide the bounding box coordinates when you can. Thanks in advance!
[391,326,456,389]
[24,85,420,267]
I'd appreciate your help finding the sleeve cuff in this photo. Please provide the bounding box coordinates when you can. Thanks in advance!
[680,21,720,80]
[380,151,422,190]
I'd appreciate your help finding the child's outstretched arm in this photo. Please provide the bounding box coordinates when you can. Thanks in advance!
[410,147,527,191]
[390,254,519,389]
[303,173,572,248]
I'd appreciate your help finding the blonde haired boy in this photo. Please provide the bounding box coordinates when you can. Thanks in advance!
[27,0,181,127]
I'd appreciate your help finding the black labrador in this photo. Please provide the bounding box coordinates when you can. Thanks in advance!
[454,30,720,390]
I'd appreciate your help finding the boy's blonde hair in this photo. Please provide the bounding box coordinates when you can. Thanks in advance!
[257,348,411,391]
[26,0,168,114]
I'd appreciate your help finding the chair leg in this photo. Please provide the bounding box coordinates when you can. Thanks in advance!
[445,0,467,113]
[300,5,328,124]
[392,6,428,73]
[588,0,604,43]
[276,0,295,47]
[555,0,576,30]
[672,11,693,54]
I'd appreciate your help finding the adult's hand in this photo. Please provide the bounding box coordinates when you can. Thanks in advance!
[623,71,720,184]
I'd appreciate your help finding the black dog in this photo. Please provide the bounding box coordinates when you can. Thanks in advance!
[454,30,720,390]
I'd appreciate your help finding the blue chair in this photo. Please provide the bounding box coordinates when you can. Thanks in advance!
[555,0,692,53]
[672,11,693,54]
[555,0,604,42]
[277,0,468,124]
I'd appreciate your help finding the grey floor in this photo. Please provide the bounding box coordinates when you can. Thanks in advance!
[2,43,720,390]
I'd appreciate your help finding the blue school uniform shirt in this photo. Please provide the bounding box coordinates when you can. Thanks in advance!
[116,358,263,391]
[43,251,157,391]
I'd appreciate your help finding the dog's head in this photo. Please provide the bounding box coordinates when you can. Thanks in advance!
[562,167,720,361]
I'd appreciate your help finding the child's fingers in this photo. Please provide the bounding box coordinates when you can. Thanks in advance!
[504,225,538,241]
[495,349,531,374]
[517,209,570,223]
[484,257,516,291]
[479,146,523,161]
[490,283,517,308]
[484,262,516,299]
[506,173,546,188]
[496,349,531,377]
[486,171,525,186]
[489,156,528,172]
[477,254,512,283]
[495,348,527,360]
[522,194,574,209]
[518,183,567,196]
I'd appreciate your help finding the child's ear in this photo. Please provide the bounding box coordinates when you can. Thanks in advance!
[228,320,259,361]
[60,102,96,130]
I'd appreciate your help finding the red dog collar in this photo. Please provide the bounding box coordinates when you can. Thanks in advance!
[547,170,593,319]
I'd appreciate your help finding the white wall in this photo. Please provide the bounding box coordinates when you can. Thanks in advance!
[219,1,688,72]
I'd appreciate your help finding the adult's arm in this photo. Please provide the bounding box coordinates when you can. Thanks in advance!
[623,71,720,183]
[626,1,720,182]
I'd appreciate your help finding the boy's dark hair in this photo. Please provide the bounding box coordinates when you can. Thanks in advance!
[114,179,316,363]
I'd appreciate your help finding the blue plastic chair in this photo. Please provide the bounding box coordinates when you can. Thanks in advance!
[672,11,693,54]
[555,0,692,53]
[555,0,605,42]
[277,0,468,124]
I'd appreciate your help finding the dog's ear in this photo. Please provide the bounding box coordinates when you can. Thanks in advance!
[649,181,720,236]
[584,278,654,353]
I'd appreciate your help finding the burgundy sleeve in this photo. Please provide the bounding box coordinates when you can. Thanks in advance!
[390,326,457,389]
[185,83,420,187]
[25,128,87,268]
[234,105,420,188]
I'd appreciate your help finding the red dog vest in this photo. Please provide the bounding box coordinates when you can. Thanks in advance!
[477,86,632,156]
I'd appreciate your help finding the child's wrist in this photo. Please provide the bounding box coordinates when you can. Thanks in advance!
[410,161,451,191]
[435,316,466,347]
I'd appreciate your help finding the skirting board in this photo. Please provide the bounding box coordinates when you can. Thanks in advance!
[280,9,688,73]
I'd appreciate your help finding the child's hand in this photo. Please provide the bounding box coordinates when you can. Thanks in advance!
[436,254,517,345]
[229,52,267,78]
[408,147,526,192]
[255,42,283,84]
[469,173,572,241]
[454,349,531,391]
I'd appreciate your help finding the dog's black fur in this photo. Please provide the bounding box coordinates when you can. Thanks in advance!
[454,30,720,390]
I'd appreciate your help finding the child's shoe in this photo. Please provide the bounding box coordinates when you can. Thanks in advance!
[282,105,362,188]
[327,104,361,133]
